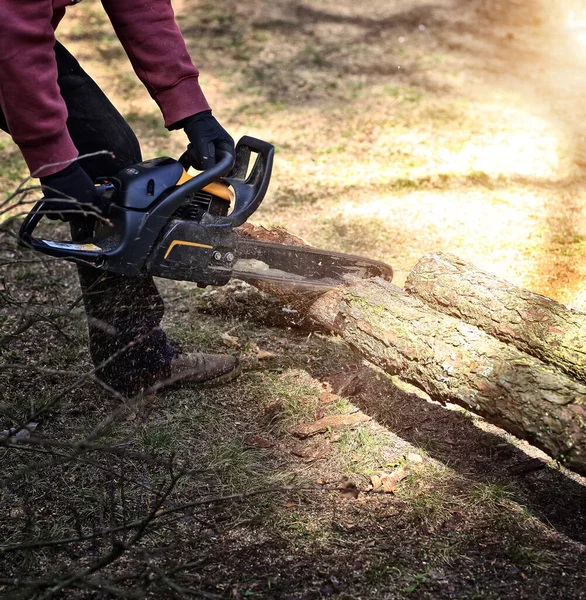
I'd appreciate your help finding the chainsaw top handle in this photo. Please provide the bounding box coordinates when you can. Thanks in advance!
[18,136,274,276]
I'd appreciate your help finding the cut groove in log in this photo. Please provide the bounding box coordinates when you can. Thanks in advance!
[406,253,586,383]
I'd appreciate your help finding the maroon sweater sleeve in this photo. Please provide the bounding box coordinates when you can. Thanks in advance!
[0,0,210,177]
[102,0,211,127]
[0,0,78,176]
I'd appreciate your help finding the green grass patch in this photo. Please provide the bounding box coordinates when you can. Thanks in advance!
[468,481,516,509]
[400,487,455,528]
[331,424,387,479]
[125,111,170,138]
[203,438,284,494]
[384,85,424,104]
[249,369,322,434]
[505,544,560,570]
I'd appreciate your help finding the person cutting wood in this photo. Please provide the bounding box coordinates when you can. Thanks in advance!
[0,0,241,394]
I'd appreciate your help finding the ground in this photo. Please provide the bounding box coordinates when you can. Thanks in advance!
[1,0,586,598]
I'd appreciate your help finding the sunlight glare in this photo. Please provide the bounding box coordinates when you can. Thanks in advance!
[567,5,586,49]
[438,109,561,178]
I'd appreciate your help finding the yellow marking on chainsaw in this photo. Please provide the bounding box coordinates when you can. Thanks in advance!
[164,240,214,260]
[204,182,234,202]
[177,169,192,186]
[176,170,234,202]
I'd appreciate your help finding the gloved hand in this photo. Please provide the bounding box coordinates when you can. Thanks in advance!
[182,111,235,171]
[40,162,102,222]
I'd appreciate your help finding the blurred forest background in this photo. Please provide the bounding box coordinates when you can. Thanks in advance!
[1,1,586,599]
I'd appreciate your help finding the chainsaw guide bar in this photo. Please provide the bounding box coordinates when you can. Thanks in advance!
[233,239,393,289]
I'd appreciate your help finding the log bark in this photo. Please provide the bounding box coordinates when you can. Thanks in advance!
[405,253,586,383]
[308,278,586,475]
[234,225,586,475]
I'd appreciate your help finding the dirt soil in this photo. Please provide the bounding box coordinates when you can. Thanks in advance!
[1,1,586,599]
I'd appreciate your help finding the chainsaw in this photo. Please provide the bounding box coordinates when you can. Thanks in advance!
[19,137,393,290]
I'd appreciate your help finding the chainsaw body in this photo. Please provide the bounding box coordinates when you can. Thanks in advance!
[19,137,393,289]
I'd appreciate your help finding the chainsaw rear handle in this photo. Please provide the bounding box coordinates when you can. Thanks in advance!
[18,182,114,254]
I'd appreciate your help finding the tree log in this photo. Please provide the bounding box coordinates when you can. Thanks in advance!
[405,253,586,383]
[234,225,586,475]
[308,278,586,475]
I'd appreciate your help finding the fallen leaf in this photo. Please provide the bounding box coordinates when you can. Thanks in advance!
[292,413,371,439]
[257,349,277,360]
[442,512,464,531]
[221,332,240,348]
[370,474,383,490]
[264,401,283,415]
[243,435,274,448]
[291,442,332,461]
[339,479,360,500]
[370,468,408,494]
[319,391,338,405]
[380,467,407,493]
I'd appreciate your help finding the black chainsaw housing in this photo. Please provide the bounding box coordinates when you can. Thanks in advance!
[148,220,237,286]
[19,136,274,282]
[112,156,185,210]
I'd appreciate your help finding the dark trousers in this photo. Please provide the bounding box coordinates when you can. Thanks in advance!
[1,42,175,394]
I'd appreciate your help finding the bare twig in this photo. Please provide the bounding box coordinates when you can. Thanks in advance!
[0,484,325,554]
[34,458,182,600]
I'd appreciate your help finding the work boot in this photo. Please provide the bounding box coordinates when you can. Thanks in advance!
[161,352,241,389]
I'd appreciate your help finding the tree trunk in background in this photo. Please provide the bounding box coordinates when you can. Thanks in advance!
[405,253,586,383]
[235,225,586,475]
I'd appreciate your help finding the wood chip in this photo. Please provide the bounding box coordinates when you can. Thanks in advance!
[221,332,240,348]
[319,391,338,405]
[370,467,408,493]
[508,458,546,476]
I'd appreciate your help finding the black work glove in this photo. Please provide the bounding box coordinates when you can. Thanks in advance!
[40,162,102,222]
[182,111,235,171]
